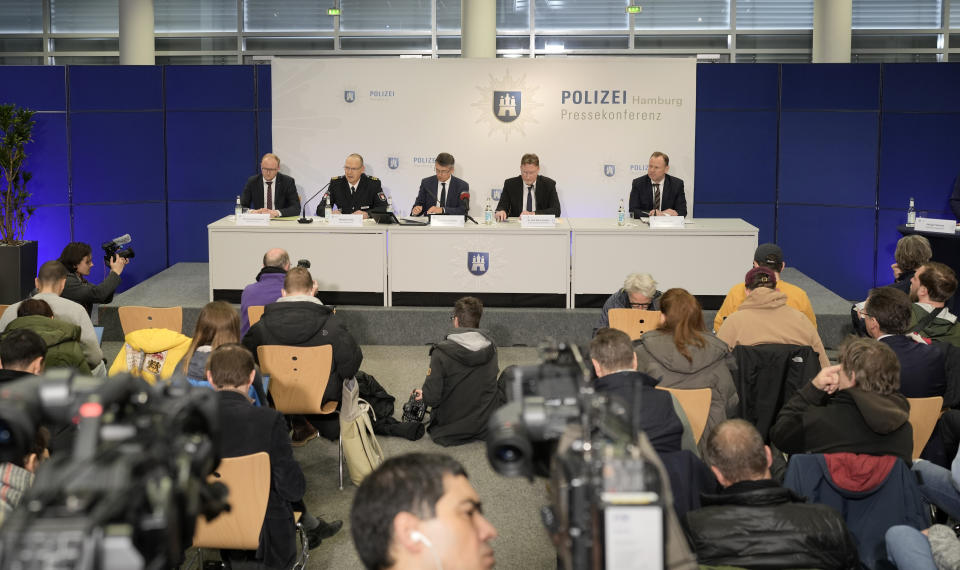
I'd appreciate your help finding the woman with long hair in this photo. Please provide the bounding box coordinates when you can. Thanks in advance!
[634,288,738,448]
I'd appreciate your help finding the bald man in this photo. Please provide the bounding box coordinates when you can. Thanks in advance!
[240,248,291,336]
[241,153,302,218]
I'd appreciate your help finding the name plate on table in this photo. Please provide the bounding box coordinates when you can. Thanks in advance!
[329,214,363,227]
[915,217,958,234]
[430,215,465,228]
[648,216,685,229]
[236,213,270,226]
[520,214,557,228]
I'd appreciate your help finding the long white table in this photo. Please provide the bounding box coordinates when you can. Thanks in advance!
[207,216,758,306]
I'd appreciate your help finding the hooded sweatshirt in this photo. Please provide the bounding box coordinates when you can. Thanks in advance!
[3,315,91,374]
[635,329,739,451]
[716,287,830,369]
[239,266,287,336]
[421,328,502,446]
[770,381,913,464]
[108,328,193,384]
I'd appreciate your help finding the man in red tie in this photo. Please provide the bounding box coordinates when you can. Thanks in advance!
[240,153,302,218]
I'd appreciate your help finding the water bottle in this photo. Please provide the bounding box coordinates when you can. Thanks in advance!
[484,197,494,225]
[907,197,916,227]
[325,200,333,220]
[617,199,626,226]
[387,195,394,213]
[235,196,241,219]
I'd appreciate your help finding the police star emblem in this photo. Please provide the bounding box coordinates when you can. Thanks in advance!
[344,90,356,103]
[493,91,522,123]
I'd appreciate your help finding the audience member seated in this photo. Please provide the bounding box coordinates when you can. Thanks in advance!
[862,287,947,398]
[590,328,684,453]
[0,423,49,528]
[243,266,362,443]
[57,241,128,317]
[770,337,913,464]
[2,299,90,374]
[909,261,960,347]
[0,329,45,384]
[717,266,830,369]
[0,261,105,375]
[351,453,498,570]
[207,344,341,568]
[240,247,290,336]
[594,272,662,333]
[413,297,502,447]
[685,419,859,569]
[713,243,816,332]
[108,323,192,383]
[180,300,267,404]
[635,288,738,450]
[890,235,933,295]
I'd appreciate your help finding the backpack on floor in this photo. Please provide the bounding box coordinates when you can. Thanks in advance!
[340,377,384,486]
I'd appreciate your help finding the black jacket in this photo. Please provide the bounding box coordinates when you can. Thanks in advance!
[496,174,561,217]
[629,172,687,218]
[770,382,914,464]
[684,479,860,569]
[879,334,948,398]
[316,174,387,216]
[241,172,301,217]
[422,328,502,446]
[218,390,305,569]
[593,370,684,453]
[60,271,121,316]
[242,300,362,405]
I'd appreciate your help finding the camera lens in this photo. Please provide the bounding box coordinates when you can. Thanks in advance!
[494,444,523,463]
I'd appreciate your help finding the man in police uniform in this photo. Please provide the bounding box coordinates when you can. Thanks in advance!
[316,153,388,219]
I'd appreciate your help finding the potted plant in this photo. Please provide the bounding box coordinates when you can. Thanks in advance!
[0,103,38,304]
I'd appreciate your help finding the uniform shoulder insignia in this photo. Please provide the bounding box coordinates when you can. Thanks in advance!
[368,176,379,181]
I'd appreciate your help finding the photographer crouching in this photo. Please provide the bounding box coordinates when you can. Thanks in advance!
[57,236,133,317]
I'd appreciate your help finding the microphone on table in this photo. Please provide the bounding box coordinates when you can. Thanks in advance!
[299,182,331,224]
[461,191,478,225]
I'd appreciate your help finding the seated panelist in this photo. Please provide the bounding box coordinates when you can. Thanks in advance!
[316,153,387,219]
[411,152,469,216]
[494,153,561,221]
[241,153,301,218]
[629,151,687,218]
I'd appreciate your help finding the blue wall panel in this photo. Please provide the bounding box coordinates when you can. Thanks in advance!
[257,110,272,158]
[883,63,960,112]
[72,203,167,292]
[167,201,232,263]
[696,64,778,110]
[781,64,880,110]
[166,111,256,201]
[165,66,255,111]
[875,208,906,290]
[693,202,776,244]
[257,65,271,109]
[27,113,69,205]
[0,66,66,111]
[778,205,876,299]
[779,111,879,206]
[878,113,960,214]
[695,110,777,203]
[69,66,162,111]
[71,112,165,203]
[23,205,72,266]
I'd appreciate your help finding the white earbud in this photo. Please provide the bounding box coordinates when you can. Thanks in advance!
[410,530,433,548]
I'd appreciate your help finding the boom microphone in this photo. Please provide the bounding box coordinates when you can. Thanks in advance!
[299,182,331,224]
[101,234,131,249]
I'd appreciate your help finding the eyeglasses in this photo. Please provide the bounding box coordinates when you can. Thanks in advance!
[857,308,873,319]
[261,167,278,173]
[435,167,452,176]
[449,314,456,321]
[629,302,652,309]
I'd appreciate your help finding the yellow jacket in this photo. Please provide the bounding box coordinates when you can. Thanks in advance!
[109,328,192,384]
[713,279,816,332]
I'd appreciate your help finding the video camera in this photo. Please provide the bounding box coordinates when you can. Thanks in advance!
[101,234,135,265]
[0,371,227,569]
[486,342,666,570]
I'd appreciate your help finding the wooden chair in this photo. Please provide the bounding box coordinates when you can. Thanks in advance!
[907,396,943,460]
[257,344,343,489]
[608,308,661,340]
[118,305,183,336]
[248,305,265,327]
[656,386,712,444]
[0,305,9,317]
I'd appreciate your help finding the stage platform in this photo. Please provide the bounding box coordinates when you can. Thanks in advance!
[98,262,856,348]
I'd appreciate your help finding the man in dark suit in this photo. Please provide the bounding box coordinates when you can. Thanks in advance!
[240,153,302,218]
[629,151,687,218]
[208,344,341,568]
[316,153,388,219]
[862,286,948,398]
[494,153,561,221]
[411,152,469,216]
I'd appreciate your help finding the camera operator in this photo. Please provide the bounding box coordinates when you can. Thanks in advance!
[58,242,128,316]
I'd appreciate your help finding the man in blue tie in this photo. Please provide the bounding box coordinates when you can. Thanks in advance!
[494,153,561,221]
[411,152,470,216]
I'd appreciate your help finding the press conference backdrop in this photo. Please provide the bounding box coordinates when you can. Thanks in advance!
[272,58,697,218]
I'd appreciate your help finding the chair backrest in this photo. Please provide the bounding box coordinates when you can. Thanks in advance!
[907,396,943,460]
[193,452,270,550]
[247,305,265,327]
[118,305,183,336]
[608,309,661,340]
[656,386,712,444]
[258,344,336,414]
[0,305,9,318]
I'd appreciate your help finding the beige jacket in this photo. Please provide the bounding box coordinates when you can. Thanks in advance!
[716,287,830,369]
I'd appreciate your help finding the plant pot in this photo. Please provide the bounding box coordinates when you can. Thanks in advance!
[0,240,38,304]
